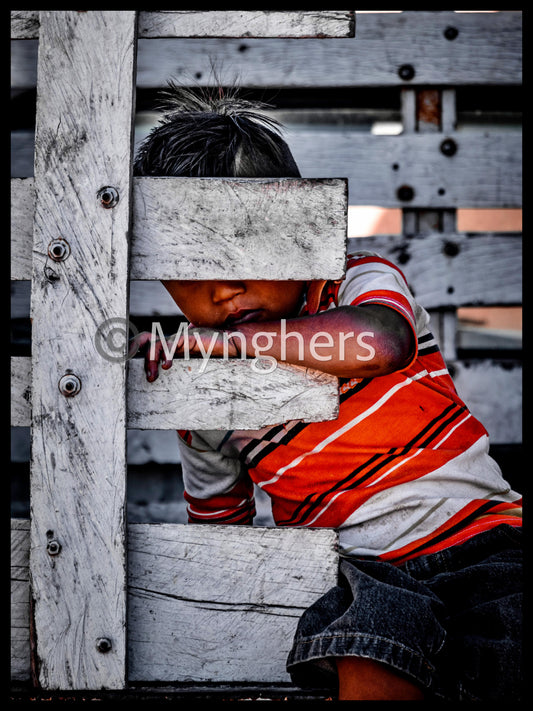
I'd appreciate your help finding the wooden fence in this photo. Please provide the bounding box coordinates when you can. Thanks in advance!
[11,10,522,696]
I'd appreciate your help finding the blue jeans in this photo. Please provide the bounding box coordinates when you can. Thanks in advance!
[286,524,522,701]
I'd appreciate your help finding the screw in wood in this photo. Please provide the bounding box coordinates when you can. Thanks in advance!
[47,238,71,262]
[440,138,458,157]
[396,185,415,202]
[58,373,82,398]
[46,539,62,556]
[96,638,112,653]
[97,186,119,209]
[398,64,415,81]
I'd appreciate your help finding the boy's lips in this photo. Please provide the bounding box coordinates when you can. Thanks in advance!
[224,309,263,326]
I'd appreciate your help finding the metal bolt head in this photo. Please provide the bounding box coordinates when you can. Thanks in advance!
[96,637,112,653]
[47,238,71,262]
[398,64,415,81]
[444,26,459,41]
[396,185,415,202]
[98,186,119,209]
[440,138,458,157]
[58,373,82,397]
[47,539,62,556]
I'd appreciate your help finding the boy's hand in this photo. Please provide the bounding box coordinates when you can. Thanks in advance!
[128,331,174,382]
[129,327,240,382]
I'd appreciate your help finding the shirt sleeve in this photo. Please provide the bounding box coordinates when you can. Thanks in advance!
[177,429,256,525]
[336,251,424,368]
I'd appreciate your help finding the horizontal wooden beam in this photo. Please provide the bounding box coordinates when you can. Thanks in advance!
[11,519,339,683]
[12,12,521,86]
[11,355,521,443]
[349,233,522,309]
[11,357,339,430]
[11,177,347,281]
[11,127,522,207]
[130,177,348,280]
[11,10,355,39]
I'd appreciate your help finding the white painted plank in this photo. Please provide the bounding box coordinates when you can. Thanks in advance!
[126,359,339,430]
[350,233,522,309]
[11,177,522,286]
[12,13,522,88]
[452,359,522,445]
[11,520,339,683]
[12,355,522,443]
[29,11,136,689]
[286,130,522,208]
[10,178,34,280]
[11,519,31,682]
[12,10,355,39]
[131,177,348,280]
[134,12,521,88]
[138,11,355,38]
[12,356,340,431]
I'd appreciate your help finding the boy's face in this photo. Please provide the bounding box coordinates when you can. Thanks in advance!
[162,279,306,328]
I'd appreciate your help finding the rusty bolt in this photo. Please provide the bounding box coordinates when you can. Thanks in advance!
[396,185,415,202]
[58,373,82,398]
[97,186,119,209]
[440,138,458,157]
[96,637,112,653]
[398,64,415,81]
[47,238,71,262]
[47,539,62,556]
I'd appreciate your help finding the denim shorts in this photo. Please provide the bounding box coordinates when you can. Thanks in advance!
[286,524,522,701]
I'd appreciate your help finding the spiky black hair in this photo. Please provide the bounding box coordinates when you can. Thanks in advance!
[133,83,301,178]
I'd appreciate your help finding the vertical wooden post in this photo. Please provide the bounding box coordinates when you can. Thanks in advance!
[29,11,137,689]
[401,87,458,362]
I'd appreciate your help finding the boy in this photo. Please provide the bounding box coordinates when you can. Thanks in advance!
[131,86,522,701]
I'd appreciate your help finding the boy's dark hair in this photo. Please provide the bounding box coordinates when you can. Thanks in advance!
[133,84,301,178]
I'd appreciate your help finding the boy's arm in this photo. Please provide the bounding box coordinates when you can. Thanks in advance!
[234,304,415,378]
[133,303,415,380]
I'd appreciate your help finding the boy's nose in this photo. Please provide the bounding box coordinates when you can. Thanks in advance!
[211,281,246,304]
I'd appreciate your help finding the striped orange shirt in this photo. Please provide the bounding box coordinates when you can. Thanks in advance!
[178,253,521,564]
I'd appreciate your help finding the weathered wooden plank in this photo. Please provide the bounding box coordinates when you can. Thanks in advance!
[131,177,347,280]
[126,359,339,430]
[350,232,522,309]
[11,124,522,209]
[12,10,355,39]
[138,11,355,38]
[11,519,31,682]
[12,355,522,443]
[452,359,522,445]
[10,178,34,280]
[12,177,347,280]
[10,177,522,286]
[29,11,136,689]
[11,12,522,88]
[286,130,522,208]
[12,520,339,683]
[134,11,521,88]
[10,10,40,39]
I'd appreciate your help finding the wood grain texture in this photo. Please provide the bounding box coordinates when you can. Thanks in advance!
[349,233,522,308]
[29,11,136,689]
[127,358,339,430]
[11,520,339,683]
[12,355,522,443]
[12,12,521,88]
[12,10,355,39]
[11,178,521,294]
[131,177,347,280]
[138,10,355,38]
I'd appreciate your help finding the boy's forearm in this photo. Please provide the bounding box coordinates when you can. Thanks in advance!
[231,305,414,378]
